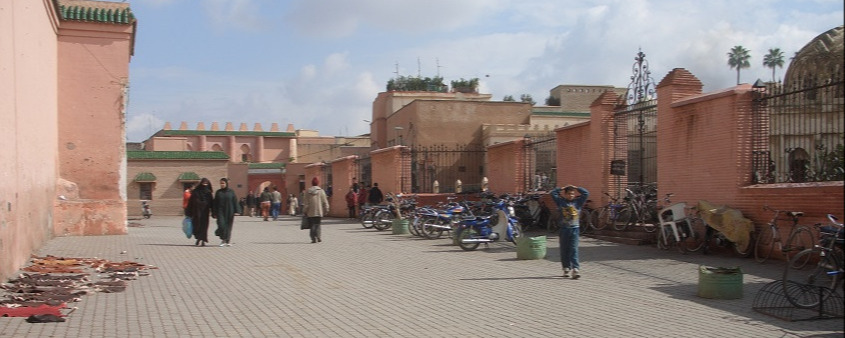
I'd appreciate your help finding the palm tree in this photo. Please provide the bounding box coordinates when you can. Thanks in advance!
[762,48,785,82]
[727,45,751,85]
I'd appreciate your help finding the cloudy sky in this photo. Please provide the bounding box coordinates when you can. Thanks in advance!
[125,0,844,142]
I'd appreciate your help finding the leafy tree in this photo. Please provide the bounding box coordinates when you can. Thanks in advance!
[545,96,560,106]
[451,78,479,93]
[387,76,446,92]
[519,94,535,105]
[503,95,515,102]
[727,45,751,85]
[762,48,785,82]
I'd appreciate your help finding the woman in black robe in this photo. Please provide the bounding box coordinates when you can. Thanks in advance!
[212,178,241,246]
[188,178,213,246]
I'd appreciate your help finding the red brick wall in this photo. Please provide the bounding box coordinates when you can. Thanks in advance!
[370,146,408,196]
[486,140,525,193]
[327,156,357,218]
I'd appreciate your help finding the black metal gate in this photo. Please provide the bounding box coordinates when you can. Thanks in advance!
[410,144,486,193]
[610,50,659,195]
[612,99,658,193]
[523,133,556,192]
[355,155,372,187]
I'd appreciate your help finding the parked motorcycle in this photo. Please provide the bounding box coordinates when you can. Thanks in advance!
[457,196,522,251]
[512,193,550,232]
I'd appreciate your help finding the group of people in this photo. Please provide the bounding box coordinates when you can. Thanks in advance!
[344,182,384,218]
[181,177,333,246]
[183,177,241,247]
[181,176,585,278]
[243,188,300,221]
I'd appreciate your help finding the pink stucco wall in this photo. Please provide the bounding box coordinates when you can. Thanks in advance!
[0,0,61,279]
[54,12,133,235]
[1,0,135,279]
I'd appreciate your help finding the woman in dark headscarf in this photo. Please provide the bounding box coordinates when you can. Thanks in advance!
[213,177,241,247]
[187,177,213,246]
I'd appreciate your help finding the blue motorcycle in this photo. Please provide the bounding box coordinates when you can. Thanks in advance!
[457,197,522,251]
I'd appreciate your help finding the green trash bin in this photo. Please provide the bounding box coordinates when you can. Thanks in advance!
[516,236,547,260]
[697,266,743,299]
[392,219,409,235]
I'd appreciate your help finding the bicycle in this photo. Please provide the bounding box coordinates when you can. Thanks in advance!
[754,205,816,266]
[782,214,844,309]
[655,194,704,253]
[593,192,631,231]
[623,187,659,233]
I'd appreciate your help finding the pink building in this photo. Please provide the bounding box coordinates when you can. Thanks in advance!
[1,0,135,279]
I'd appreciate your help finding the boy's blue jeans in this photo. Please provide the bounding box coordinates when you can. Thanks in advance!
[559,226,580,270]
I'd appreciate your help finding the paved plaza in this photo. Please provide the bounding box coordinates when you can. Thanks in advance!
[1,215,842,337]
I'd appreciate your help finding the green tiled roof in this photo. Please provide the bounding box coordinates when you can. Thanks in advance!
[127,151,230,160]
[57,2,135,24]
[134,172,156,182]
[177,172,201,181]
[532,111,590,117]
[248,163,286,169]
[161,130,296,137]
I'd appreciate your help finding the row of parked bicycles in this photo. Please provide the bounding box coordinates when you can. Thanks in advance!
[653,194,843,310]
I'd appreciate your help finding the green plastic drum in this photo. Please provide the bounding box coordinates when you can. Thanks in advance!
[516,236,547,260]
[697,266,743,299]
[391,219,409,235]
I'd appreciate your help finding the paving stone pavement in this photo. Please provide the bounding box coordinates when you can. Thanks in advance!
[1,215,842,337]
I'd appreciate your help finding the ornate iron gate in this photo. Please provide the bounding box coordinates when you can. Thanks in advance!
[410,144,486,193]
[610,50,659,195]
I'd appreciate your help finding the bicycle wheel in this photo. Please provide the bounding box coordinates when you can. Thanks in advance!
[754,225,775,263]
[611,207,632,231]
[458,226,481,251]
[591,207,608,230]
[785,227,815,268]
[678,219,705,253]
[782,248,839,309]
[579,209,593,235]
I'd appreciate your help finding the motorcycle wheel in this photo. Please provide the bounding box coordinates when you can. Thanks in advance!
[421,218,447,239]
[373,211,394,231]
[458,227,481,251]
[732,232,754,257]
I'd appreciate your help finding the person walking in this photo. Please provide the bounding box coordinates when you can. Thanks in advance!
[245,190,256,217]
[287,194,298,216]
[271,186,282,220]
[550,185,589,279]
[212,178,241,247]
[182,186,192,216]
[367,182,384,206]
[187,178,213,247]
[259,187,272,221]
[302,177,329,243]
[356,185,367,210]
[345,187,357,219]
